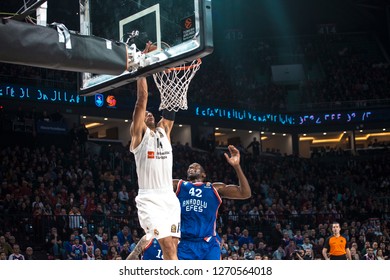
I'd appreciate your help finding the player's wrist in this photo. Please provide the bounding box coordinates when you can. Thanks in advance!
[162,109,176,121]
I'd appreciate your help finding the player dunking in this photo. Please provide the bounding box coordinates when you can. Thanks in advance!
[130,44,180,260]
[173,145,251,260]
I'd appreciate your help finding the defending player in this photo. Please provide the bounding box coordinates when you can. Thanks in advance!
[173,145,251,260]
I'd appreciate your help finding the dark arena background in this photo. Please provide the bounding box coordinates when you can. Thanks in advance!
[1,0,390,261]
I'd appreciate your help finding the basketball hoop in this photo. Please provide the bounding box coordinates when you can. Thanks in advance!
[153,58,202,112]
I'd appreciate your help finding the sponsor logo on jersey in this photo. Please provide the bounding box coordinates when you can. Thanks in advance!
[147,151,155,158]
[171,224,177,233]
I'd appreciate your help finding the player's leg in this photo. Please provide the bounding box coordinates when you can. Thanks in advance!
[157,236,178,260]
[151,191,181,260]
[203,239,222,260]
[178,240,199,260]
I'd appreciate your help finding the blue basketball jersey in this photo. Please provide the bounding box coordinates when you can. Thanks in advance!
[142,238,163,260]
[176,180,222,240]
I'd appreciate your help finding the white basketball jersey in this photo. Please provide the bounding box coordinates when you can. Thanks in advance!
[131,127,173,190]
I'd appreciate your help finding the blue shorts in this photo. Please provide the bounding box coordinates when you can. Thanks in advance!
[178,237,220,260]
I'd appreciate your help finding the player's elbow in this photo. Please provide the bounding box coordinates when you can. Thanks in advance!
[242,184,252,198]
[239,188,251,199]
[243,191,252,199]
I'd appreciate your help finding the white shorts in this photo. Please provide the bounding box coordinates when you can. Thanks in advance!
[136,189,181,240]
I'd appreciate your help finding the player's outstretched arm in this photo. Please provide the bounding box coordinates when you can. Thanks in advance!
[214,145,251,199]
[158,111,175,142]
[130,42,155,150]
[130,77,148,149]
[126,235,149,260]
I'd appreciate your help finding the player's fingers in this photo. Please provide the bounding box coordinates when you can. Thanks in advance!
[228,145,238,154]
[143,41,153,53]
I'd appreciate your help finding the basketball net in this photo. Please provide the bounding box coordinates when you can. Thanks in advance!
[153,58,201,112]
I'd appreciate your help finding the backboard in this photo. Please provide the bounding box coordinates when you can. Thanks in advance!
[78,0,213,96]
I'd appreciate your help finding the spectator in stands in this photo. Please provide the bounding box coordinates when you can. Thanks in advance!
[79,226,90,243]
[68,205,86,231]
[350,246,360,260]
[96,232,110,257]
[118,185,129,207]
[255,241,268,257]
[284,240,298,260]
[238,229,254,247]
[82,235,95,255]
[269,223,283,250]
[363,247,377,260]
[63,234,75,260]
[247,137,261,156]
[119,241,131,260]
[107,245,119,260]
[116,226,133,246]
[272,245,286,260]
[47,227,63,259]
[93,226,104,244]
[376,249,386,260]
[24,247,37,260]
[301,236,313,251]
[94,248,104,260]
[8,244,25,260]
[70,236,84,260]
[313,237,325,259]
[84,246,95,260]
[55,208,69,241]
[0,236,13,256]
[293,230,304,246]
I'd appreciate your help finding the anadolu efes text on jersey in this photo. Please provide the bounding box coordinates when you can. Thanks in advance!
[176,180,222,239]
[181,198,208,212]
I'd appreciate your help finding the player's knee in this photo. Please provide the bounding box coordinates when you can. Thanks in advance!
[158,238,177,258]
[160,240,176,251]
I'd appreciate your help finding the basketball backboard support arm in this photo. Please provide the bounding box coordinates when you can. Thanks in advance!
[0,18,129,75]
[78,0,214,96]
[11,0,48,21]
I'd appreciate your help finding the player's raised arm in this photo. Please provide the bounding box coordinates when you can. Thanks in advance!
[214,145,251,199]
[130,42,155,150]
[157,110,175,142]
[130,77,148,149]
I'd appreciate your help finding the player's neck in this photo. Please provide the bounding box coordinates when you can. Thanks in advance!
[147,125,156,132]
[190,178,203,183]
